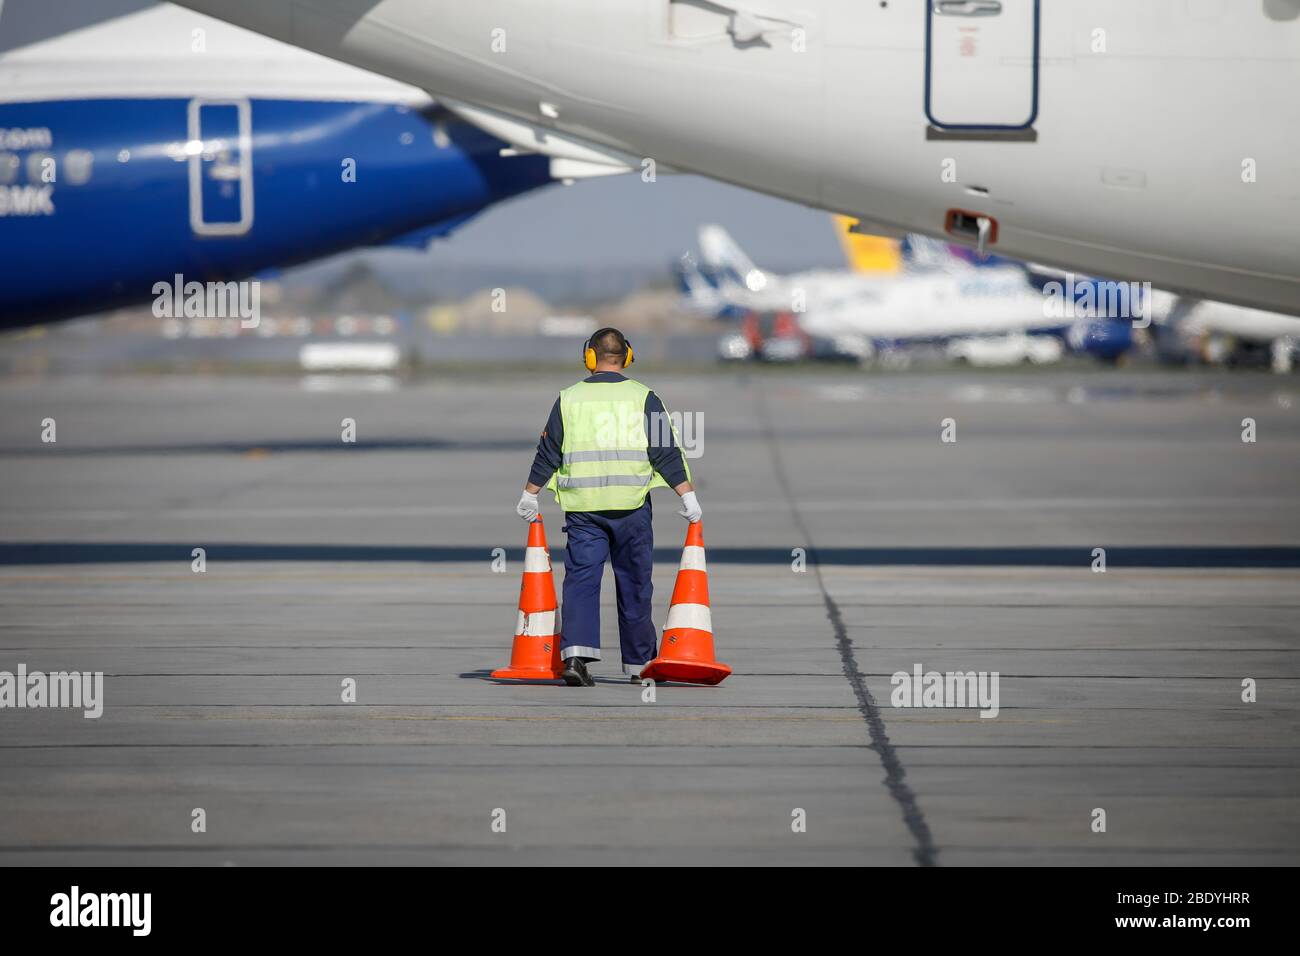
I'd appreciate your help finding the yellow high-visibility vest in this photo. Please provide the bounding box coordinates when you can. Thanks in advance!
[546,378,689,511]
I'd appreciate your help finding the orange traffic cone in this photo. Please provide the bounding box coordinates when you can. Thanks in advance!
[641,521,731,685]
[491,516,563,681]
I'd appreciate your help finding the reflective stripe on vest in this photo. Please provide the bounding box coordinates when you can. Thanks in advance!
[561,449,650,465]
[556,474,653,488]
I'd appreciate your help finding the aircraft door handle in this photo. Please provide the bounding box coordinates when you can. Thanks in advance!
[975,216,993,257]
[932,0,1003,16]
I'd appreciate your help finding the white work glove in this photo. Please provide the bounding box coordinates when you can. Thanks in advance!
[677,490,702,523]
[516,490,539,522]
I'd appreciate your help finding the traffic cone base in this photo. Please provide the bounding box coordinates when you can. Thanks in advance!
[640,657,731,685]
[488,642,559,681]
[641,521,731,685]
[491,518,564,681]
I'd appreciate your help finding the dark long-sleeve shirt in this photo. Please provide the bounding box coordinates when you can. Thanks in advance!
[528,372,691,489]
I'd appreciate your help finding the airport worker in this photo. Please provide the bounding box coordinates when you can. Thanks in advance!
[515,327,699,687]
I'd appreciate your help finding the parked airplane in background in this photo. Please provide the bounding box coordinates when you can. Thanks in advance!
[688,222,1133,364]
[1024,262,1300,371]
[685,218,899,317]
[1148,292,1300,372]
[689,219,1021,315]
[0,0,554,327]
[691,221,1300,369]
[170,0,1300,316]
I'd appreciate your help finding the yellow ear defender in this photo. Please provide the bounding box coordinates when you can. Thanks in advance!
[583,328,634,372]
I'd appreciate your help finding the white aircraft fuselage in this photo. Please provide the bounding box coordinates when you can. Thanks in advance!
[800,268,1056,341]
[169,0,1300,315]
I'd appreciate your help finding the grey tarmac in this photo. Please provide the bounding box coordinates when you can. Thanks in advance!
[0,369,1296,865]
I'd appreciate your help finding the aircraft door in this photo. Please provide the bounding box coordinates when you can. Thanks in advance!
[187,98,254,236]
[926,0,1039,131]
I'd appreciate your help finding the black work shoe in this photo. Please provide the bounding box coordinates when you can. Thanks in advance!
[561,657,595,687]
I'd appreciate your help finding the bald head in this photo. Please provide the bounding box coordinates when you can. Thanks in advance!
[591,328,628,371]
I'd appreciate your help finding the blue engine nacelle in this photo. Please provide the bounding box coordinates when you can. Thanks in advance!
[1066,319,1135,362]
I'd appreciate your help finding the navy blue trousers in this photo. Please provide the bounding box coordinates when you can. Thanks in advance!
[560,499,656,674]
